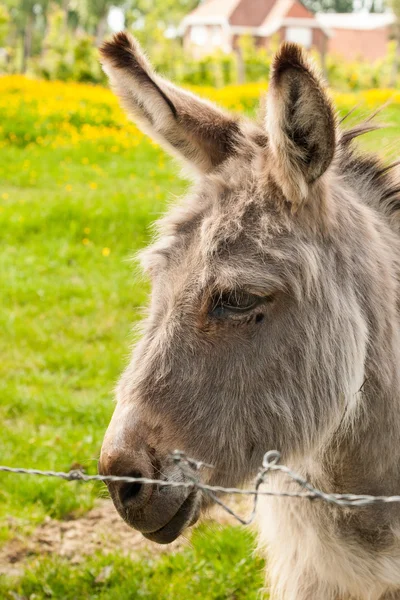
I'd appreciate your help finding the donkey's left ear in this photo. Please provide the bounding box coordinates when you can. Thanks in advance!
[100,32,242,175]
[266,43,336,205]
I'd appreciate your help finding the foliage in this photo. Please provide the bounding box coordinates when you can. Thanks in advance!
[30,5,105,83]
[0,3,10,47]
[303,0,353,13]
[1,0,399,88]
[321,42,400,91]
[302,0,385,12]
[2,0,201,73]
[10,35,398,91]
[109,36,400,91]
[3,0,393,83]
[127,0,198,29]
[77,0,127,44]
[2,0,51,70]
[391,0,400,20]
[389,0,400,84]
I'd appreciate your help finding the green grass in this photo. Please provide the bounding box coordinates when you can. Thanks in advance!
[0,139,186,531]
[0,129,265,597]
[1,80,400,596]
[0,525,265,599]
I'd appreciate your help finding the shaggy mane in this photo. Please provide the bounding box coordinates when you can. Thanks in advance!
[339,120,400,234]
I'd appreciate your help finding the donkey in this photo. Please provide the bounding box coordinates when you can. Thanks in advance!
[98,32,400,599]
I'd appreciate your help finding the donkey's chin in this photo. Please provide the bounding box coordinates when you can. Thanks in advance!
[141,491,201,544]
[116,490,201,545]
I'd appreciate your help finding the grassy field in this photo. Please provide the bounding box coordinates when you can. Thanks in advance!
[1,75,400,598]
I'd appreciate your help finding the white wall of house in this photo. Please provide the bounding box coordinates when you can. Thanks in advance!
[185,23,233,56]
[285,26,312,47]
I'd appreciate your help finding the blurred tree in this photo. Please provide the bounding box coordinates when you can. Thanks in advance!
[34,4,104,82]
[303,0,353,11]
[78,0,126,44]
[2,0,201,73]
[303,0,384,11]
[126,0,199,31]
[3,0,51,71]
[148,0,199,26]
[0,4,10,47]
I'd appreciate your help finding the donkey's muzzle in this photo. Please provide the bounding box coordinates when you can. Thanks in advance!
[99,445,154,510]
[141,490,200,544]
[99,445,201,544]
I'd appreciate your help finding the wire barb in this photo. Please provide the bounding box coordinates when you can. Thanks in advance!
[3,451,400,525]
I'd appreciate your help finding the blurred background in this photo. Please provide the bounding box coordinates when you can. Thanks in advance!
[1,0,400,88]
[1,1,400,598]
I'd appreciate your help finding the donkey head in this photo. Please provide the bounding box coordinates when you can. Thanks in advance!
[98,33,391,543]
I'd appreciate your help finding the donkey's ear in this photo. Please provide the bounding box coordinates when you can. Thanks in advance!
[266,43,336,204]
[100,32,242,174]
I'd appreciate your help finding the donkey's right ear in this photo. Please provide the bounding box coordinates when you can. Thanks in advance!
[100,32,242,174]
[266,43,336,206]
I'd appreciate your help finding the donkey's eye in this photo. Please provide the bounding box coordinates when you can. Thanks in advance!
[210,290,262,317]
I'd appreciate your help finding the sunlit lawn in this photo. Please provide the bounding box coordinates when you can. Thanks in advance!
[0,76,399,597]
[0,525,265,599]
[0,138,182,527]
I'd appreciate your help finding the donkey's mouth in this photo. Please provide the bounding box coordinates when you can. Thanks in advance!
[141,491,200,544]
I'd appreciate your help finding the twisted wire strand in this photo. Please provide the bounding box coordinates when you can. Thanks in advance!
[2,451,400,525]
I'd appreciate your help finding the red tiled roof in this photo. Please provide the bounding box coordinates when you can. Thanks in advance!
[229,0,277,27]
[183,0,326,35]
[187,0,240,20]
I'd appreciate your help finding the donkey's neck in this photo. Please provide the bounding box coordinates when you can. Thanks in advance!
[320,362,400,498]
[319,194,400,495]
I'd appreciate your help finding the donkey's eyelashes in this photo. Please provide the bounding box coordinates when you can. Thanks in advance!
[209,290,273,320]
[212,290,259,313]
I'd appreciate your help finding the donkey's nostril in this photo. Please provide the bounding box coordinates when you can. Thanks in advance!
[99,448,154,512]
[119,472,143,506]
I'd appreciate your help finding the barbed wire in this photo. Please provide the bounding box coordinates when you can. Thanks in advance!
[3,450,400,526]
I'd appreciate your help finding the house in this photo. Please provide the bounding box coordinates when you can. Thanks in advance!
[180,0,330,58]
[181,0,395,62]
[317,12,395,61]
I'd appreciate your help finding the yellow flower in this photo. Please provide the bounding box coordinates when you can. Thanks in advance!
[2,193,9,200]
[0,74,398,155]
[102,247,111,257]
[82,238,90,246]
[89,182,98,190]
[65,184,73,192]
[84,227,91,234]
